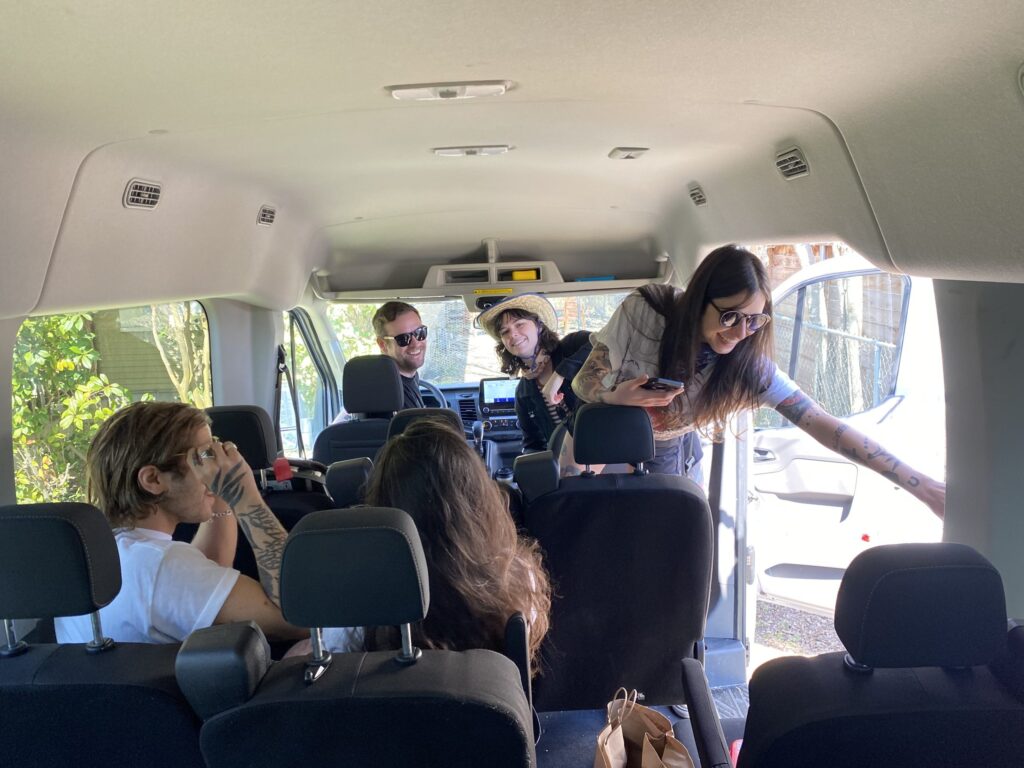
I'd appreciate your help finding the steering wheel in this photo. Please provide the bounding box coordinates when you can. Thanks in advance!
[418,379,449,409]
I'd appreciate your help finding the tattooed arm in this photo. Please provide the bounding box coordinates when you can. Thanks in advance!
[774,390,946,519]
[572,342,684,407]
[193,441,306,640]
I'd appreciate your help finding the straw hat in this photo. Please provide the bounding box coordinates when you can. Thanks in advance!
[475,294,557,340]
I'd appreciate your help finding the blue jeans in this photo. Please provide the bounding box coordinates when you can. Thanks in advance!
[649,433,704,485]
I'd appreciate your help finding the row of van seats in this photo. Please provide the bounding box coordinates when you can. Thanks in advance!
[0,501,535,767]
[311,355,502,474]
[679,541,1024,768]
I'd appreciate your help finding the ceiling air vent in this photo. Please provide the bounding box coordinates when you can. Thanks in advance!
[775,148,810,180]
[123,179,161,209]
[688,185,708,207]
[258,205,276,226]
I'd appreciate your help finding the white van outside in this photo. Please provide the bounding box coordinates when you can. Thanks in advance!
[748,254,946,616]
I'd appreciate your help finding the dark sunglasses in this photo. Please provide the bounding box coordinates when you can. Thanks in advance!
[381,324,428,347]
[709,300,771,332]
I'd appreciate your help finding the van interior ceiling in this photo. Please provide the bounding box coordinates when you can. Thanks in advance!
[2,1,1024,626]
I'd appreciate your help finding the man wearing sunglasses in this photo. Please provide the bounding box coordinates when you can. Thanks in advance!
[373,301,430,410]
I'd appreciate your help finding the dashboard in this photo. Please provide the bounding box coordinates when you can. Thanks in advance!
[424,382,525,468]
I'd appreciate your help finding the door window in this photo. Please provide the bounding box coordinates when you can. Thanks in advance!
[756,272,908,428]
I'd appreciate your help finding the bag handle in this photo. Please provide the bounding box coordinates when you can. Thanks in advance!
[608,687,639,727]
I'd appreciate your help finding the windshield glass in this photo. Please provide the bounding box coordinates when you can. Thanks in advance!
[326,291,631,385]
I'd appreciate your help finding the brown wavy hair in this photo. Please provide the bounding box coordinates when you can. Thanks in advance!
[87,401,210,528]
[493,308,562,376]
[640,244,776,432]
[363,418,551,673]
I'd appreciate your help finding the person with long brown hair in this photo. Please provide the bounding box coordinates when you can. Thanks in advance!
[320,418,551,672]
[572,244,945,517]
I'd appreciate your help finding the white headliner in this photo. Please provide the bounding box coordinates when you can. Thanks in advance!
[2,1,1023,314]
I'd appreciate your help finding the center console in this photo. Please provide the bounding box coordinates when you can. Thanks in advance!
[478,377,521,439]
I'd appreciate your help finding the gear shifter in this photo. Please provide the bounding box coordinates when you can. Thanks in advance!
[471,420,485,459]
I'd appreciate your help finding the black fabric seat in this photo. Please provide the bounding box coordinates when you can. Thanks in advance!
[312,355,405,464]
[690,542,1024,768]
[0,502,204,768]
[196,506,536,768]
[518,403,713,711]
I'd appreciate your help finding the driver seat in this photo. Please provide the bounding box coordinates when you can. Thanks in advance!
[312,356,404,464]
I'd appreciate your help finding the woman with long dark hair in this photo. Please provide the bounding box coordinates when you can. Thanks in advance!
[572,244,945,516]
[319,418,552,672]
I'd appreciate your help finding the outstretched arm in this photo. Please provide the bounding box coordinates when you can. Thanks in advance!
[774,390,946,519]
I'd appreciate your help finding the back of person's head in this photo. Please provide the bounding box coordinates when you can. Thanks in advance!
[372,301,420,337]
[647,244,776,430]
[364,418,551,668]
[87,401,209,529]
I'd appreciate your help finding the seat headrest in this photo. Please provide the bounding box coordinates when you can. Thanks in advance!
[513,450,559,502]
[280,507,429,629]
[387,408,464,440]
[325,457,373,507]
[0,503,120,619]
[206,405,278,469]
[343,356,405,414]
[835,542,1007,668]
[572,404,655,465]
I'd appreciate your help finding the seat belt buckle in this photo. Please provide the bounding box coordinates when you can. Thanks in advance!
[273,457,294,482]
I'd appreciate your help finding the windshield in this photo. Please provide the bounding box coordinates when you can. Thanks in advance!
[326,292,631,385]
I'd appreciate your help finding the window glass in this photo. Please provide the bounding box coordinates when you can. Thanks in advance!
[325,292,629,386]
[756,272,907,428]
[279,311,322,456]
[12,302,212,503]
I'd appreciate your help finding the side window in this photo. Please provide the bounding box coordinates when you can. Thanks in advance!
[279,311,326,457]
[757,273,908,428]
[11,302,212,503]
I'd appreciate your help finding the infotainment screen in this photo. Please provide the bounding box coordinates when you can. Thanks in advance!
[479,377,519,408]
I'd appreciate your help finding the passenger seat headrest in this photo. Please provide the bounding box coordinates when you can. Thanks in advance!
[280,507,429,629]
[343,356,405,414]
[0,503,120,619]
[387,408,464,440]
[572,404,655,466]
[835,542,1007,669]
[206,405,278,469]
[513,451,559,502]
[325,457,373,508]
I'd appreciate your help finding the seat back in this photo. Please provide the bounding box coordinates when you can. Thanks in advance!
[387,407,464,439]
[522,405,713,710]
[0,503,204,768]
[739,543,1024,768]
[325,457,374,507]
[312,356,405,464]
[198,507,536,768]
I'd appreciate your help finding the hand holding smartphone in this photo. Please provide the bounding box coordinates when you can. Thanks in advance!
[640,377,684,392]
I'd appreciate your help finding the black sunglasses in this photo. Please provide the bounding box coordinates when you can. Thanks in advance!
[709,300,771,332]
[381,325,428,347]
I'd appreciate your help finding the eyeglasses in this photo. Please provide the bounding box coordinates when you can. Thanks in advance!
[710,300,771,332]
[381,325,428,347]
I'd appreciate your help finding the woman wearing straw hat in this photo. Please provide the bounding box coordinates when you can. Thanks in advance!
[476,294,592,455]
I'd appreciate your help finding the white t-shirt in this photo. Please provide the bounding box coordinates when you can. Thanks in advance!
[594,289,800,440]
[55,527,240,644]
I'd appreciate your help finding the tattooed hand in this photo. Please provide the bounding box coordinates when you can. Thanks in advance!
[190,439,257,510]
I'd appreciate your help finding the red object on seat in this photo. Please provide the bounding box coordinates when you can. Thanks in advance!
[730,738,743,766]
[273,457,293,481]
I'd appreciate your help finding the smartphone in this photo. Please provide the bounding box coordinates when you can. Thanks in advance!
[640,377,684,391]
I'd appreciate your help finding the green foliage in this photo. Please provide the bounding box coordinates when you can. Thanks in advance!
[11,314,135,503]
